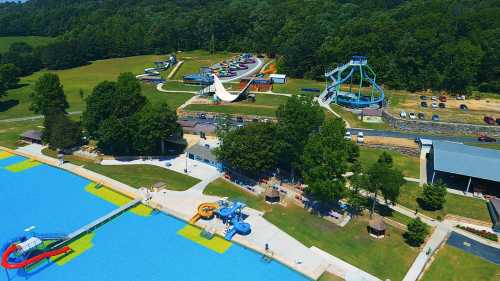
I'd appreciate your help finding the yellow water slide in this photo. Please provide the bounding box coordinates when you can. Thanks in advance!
[189,203,219,224]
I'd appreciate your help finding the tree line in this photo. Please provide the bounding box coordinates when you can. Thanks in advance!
[0,0,498,94]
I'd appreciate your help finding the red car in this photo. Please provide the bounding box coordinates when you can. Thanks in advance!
[439,96,447,102]
[484,116,495,125]
[478,134,496,142]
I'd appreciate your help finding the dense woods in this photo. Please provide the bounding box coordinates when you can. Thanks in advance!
[0,0,499,93]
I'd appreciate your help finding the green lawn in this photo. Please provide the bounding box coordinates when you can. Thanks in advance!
[358,146,420,178]
[272,78,325,96]
[141,84,193,109]
[465,142,500,150]
[204,178,418,281]
[330,104,391,130]
[42,148,200,190]
[421,245,500,281]
[203,178,270,211]
[1,54,167,119]
[161,81,200,92]
[318,272,344,281]
[0,36,55,53]
[398,182,491,222]
[0,119,43,148]
[264,205,419,281]
[184,104,277,117]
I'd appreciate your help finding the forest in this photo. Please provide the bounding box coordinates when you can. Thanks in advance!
[0,0,499,94]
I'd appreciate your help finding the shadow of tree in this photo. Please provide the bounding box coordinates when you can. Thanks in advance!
[0,99,20,113]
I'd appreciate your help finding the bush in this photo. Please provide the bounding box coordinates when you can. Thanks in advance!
[419,181,447,211]
[404,217,429,247]
[457,225,498,242]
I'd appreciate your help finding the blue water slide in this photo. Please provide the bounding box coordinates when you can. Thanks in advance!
[326,68,355,92]
[224,217,251,240]
[218,202,246,220]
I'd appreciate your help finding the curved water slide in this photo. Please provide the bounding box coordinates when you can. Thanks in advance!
[1,244,70,269]
[213,74,254,102]
[321,68,355,103]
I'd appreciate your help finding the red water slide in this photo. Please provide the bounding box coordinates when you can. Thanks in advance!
[1,244,71,269]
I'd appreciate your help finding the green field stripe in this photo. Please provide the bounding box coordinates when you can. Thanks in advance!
[5,159,42,172]
[177,225,232,254]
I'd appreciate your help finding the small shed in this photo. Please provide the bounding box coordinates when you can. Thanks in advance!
[269,74,287,84]
[264,188,280,203]
[361,108,383,123]
[20,130,43,144]
[368,216,387,238]
[240,78,272,92]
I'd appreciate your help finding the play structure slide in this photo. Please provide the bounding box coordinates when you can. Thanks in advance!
[218,202,252,240]
[213,74,254,102]
[1,244,70,269]
[189,202,219,224]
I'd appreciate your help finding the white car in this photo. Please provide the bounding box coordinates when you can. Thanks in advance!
[456,95,466,100]
[357,132,364,144]
[400,111,407,118]
[344,131,352,140]
[431,102,438,108]
[409,112,416,120]
[431,96,437,101]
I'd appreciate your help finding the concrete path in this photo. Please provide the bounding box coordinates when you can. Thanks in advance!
[402,224,450,281]
[0,111,82,122]
[317,100,351,128]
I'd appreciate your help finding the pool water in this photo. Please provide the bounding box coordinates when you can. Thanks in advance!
[0,155,308,281]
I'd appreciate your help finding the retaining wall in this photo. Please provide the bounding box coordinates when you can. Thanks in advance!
[382,110,500,137]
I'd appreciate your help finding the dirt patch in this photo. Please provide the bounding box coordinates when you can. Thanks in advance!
[364,136,418,149]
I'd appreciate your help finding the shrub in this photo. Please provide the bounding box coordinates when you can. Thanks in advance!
[457,225,498,242]
[404,217,429,247]
[419,181,447,211]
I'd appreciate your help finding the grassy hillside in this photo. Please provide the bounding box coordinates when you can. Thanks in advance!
[0,36,54,53]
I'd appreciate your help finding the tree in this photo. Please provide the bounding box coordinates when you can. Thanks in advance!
[0,63,20,89]
[30,73,68,115]
[134,103,180,155]
[302,118,355,204]
[215,114,233,139]
[40,40,88,70]
[420,180,447,211]
[367,154,405,215]
[82,81,118,137]
[97,116,137,156]
[377,151,393,167]
[404,217,429,247]
[276,95,324,173]
[215,123,281,178]
[46,113,82,150]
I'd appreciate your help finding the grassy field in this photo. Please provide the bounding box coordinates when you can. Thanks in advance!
[264,205,418,281]
[0,119,43,148]
[1,54,166,119]
[358,146,420,178]
[421,245,500,281]
[42,148,200,190]
[203,178,418,281]
[0,36,54,53]
[141,84,193,109]
[329,104,391,130]
[318,272,344,281]
[465,142,500,150]
[272,78,325,96]
[184,93,288,117]
[397,182,491,222]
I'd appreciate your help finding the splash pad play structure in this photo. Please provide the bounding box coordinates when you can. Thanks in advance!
[189,200,251,241]
[321,56,385,108]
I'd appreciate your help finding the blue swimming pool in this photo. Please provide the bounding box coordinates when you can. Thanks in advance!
[0,154,309,281]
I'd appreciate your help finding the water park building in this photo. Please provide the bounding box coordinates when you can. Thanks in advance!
[269,74,287,84]
[426,141,500,196]
[186,143,222,170]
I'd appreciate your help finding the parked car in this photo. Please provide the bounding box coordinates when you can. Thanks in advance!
[431,102,438,108]
[421,101,428,107]
[400,110,407,118]
[432,114,440,121]
[484,116,495,125]
[496,118,500,126]
[459,104,468,110]
[438,102,446,108]
[344,131,352,140]
[431,96,437,101]
[417,113,425,120]
[236,116,243,123]
[439,96,447,102]
[357,132,364,144]
[198,113,207,119]
[478,134,496,142]
[420,95,428,100]
[456,95,466,100]
[409,112,416,120]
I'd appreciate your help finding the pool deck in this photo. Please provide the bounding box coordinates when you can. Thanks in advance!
[3,144,380,281]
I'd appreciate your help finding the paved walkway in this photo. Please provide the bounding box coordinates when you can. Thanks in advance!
[0,111,82,122]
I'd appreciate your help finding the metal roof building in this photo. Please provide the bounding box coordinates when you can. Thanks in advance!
[429,141,500,193]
